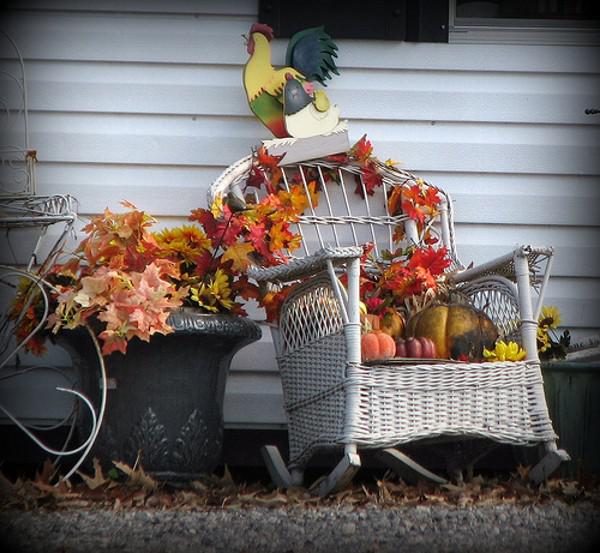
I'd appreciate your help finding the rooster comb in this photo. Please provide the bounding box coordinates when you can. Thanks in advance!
[249,23,274,41]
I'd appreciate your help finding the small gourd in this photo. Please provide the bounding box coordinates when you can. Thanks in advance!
[380,310,405,339]
[395,337,437,358]
[361,331,396,362]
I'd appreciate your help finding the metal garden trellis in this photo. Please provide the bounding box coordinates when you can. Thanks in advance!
[0,30,106,481]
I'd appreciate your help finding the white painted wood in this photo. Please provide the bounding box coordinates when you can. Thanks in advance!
[8,0,258,15]
[1,1,598,430]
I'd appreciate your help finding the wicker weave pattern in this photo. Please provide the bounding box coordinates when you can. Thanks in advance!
[278,275,344,355]
[343,361,556,447]
[459,277,522,341]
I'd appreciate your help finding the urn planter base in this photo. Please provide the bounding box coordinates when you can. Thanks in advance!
[57,310,261,480]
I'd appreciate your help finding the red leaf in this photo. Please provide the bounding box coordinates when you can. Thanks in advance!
[247,165,269,191]
[408,246,451,276]
[362,163,383,195]
[351,134,373,163]
[192,250,216,276]
[189,208,242,248]
[189,208,217,235]
[325,152,349,164]
[257,146,283,170]
[248,224,270,259]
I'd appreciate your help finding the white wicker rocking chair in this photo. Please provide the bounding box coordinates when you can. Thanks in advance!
[210,153,569,496]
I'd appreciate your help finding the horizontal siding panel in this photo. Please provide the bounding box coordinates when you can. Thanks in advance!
[33,178,600,227]
[13,130,599,175]
[20,113,599,147]
[1,11,599,73]
[224,373,284,428]
[0,13,253,65]
[32,162,600,200]
[24,84,594,126]
[454,194,599,226]
[458,244,600,279]
[6,0,258,15]
[339,90,599,125]
[12,62,600,95]
[421,172,600,197]
[2,78,596,126]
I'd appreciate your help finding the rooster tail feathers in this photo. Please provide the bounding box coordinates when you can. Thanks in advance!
[285,26,339,86]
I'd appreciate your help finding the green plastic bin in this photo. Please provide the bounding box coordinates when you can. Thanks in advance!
[542,361,600,478]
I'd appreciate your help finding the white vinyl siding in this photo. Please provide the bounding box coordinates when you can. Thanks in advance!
[1,0,599,428]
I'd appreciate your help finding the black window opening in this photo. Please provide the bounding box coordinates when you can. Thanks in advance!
[258,0,450,42]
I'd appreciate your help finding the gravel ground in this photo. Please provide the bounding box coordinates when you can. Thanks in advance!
[1,502,599,553]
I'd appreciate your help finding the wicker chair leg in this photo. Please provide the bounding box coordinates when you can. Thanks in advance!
[375,448,448,485]
[261,445,292,489]
[529,442,571,484]
[313,452,361,497]
[290,468,304,487]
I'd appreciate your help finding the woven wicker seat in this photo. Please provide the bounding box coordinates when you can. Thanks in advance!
[210,153,569,495]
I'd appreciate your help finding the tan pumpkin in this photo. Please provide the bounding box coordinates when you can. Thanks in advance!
[380,310,405,339]
[406,303,498,361]
[361,331,396,362]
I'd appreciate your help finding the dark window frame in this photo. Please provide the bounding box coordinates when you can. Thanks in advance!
[258,0,450,43]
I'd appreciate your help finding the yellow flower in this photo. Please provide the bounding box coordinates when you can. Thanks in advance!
[537,327,551,352]
[538,305,560,330]
[189,269,234,312]
[483,340,527,362]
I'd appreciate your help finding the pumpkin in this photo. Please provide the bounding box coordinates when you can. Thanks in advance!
[406,303,498,361]
[361,331,396,361]
[396,337,437,358]
[380,310,405,339]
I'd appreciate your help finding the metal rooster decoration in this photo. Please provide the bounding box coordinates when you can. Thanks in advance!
[243,23,343,139]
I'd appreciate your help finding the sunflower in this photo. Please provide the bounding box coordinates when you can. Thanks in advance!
[538,305,560,329]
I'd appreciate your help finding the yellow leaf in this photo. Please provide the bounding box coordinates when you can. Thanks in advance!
[221,242,255,272]
[210,195,224,218]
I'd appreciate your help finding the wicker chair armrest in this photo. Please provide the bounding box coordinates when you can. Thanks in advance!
[248,245,364,284]
[449,245,554,285]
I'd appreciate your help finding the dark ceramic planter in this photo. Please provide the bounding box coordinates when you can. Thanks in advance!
[56,309,261,480]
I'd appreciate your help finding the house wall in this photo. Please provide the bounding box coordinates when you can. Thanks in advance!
[1,0,599,429]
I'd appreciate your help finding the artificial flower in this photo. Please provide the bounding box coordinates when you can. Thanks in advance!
[483,340,527,362]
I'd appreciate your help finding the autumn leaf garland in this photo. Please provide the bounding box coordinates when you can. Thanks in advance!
[239,138,451,322]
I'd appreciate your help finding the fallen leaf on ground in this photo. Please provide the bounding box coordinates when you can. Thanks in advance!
[78,458,109,490]
[113,459,157,492]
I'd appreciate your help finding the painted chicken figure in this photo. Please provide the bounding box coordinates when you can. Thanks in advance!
[243,23,341,138]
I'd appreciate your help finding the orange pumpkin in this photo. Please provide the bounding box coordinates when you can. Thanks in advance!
[380,310,405,339]
[361,331,396,361]
[406,303,498,361]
